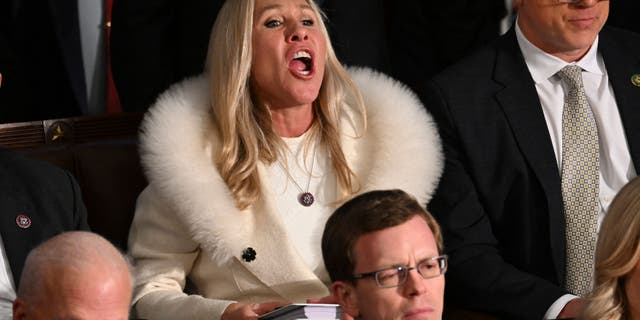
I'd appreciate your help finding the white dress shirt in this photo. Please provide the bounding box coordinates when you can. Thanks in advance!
[78,0,107,115]
[515,22,637,319]
[0,235,16,319]
[501,0,516,34]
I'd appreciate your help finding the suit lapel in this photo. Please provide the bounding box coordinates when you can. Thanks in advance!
[48,0,88,113]
[493,30,566,282]
[0,170,42,287]
[599,29,640,170]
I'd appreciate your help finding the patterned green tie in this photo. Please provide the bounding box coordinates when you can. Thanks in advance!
[557,65,599,296]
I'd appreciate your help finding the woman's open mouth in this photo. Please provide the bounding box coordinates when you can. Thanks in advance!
[289,49,313,77]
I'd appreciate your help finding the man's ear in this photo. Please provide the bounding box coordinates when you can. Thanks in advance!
[332,281,359,318]
[13,297,27,320]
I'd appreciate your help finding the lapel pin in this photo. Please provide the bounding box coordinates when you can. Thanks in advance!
[241,247,256,262]
[16,214,31,229]
[631,74,640,87]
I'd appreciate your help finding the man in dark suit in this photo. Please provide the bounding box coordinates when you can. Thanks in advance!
[423,0,640,319]
[0,149,89,317]
[0,0,87,123]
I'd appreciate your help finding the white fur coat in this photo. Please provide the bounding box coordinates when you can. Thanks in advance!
[128,68,442,319]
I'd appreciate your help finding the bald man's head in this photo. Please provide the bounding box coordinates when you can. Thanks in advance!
[13,231,132,320]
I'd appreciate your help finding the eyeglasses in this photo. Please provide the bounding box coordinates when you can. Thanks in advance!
[352,255,448,288]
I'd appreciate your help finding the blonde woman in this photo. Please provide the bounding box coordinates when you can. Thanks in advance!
[581,176,640,320]
[127,0,442,319]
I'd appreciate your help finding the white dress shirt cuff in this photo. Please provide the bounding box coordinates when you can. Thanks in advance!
[544,294,578,319]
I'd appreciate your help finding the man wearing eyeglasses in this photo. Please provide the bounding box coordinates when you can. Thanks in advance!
[422,0,640,319]
[322,189,446,320]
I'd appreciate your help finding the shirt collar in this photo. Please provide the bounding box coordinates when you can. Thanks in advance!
[515,18,602,84]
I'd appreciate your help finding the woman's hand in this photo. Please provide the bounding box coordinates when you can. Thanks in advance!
[221,301,289,320]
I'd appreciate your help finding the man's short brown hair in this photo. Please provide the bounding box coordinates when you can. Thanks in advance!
[322,189,443,283]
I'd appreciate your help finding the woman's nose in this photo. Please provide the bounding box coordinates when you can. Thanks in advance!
[287,24,308,42]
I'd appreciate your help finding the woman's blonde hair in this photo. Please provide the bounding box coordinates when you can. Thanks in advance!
[581,176,640,320]
[206,0,365,209]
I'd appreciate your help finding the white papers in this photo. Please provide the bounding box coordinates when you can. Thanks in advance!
[258,303,343,320]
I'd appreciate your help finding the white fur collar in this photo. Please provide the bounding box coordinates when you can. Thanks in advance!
[139,67,442,265]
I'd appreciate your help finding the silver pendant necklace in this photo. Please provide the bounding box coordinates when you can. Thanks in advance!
[277,143,318,207]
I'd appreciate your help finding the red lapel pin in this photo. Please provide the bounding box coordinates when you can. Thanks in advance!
[16,214,31,229]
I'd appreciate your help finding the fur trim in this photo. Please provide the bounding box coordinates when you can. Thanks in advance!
[139,76,248,265]
[347,67,442,204]
[139,68,442,265]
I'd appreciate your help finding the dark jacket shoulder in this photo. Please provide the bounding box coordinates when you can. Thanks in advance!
[1,148,70,181]
[600,26,640,54]
[0,148,88,229]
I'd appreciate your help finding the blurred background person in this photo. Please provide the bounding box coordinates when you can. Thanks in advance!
[127,0,442,319]
[110,0,224,113]
[581,176,640,320]
[0,0,120,123]
[12,231,132,320]
[323,189,446,320]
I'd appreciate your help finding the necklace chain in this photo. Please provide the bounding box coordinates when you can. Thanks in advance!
[277,141,318,206]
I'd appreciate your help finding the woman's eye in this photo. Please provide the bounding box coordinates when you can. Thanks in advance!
[302,19,314,26]
[265,20,282,28]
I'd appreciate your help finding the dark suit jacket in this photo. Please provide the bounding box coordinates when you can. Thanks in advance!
[0,149,89,288]
[0,0,87,123]
[423,27,640,319]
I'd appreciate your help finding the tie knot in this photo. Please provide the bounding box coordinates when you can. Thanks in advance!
[557,65,584,89]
